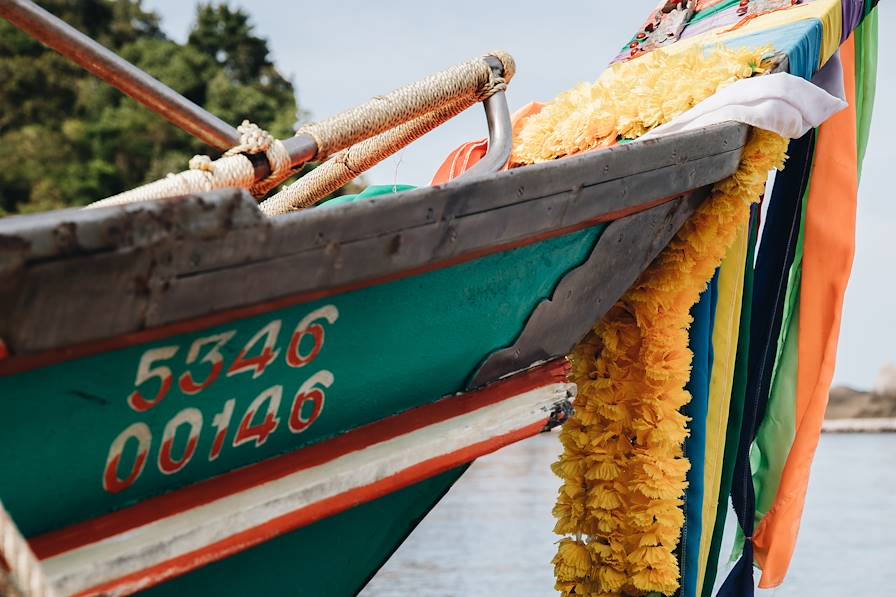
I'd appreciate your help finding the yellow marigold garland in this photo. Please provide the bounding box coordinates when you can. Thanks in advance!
[552,129,788,596]
[511,45,769,166]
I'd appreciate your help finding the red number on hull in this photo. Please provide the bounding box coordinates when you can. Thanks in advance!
[127,346,179,412]
[103,423,151,494]
[289,371,333,433]
[158,408,203,475]
[178,332,235,395]
[233,386,282,448]
[227,321,281,379]
[286,306,339,368]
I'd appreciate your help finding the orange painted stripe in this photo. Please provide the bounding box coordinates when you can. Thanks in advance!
[31,360,568,559]
[0,192,686,377]
[72,418,548,597]
[77,417,546,596]
[753,35,859,588]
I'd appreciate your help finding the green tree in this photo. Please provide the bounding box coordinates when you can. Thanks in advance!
[0,1,310,214]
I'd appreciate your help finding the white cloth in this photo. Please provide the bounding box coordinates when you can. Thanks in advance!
[640,71,846,141]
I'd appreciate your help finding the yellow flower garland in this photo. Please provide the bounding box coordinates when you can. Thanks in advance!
[521,46,791,597]
[511,46,768,166]
[552,130,788,596]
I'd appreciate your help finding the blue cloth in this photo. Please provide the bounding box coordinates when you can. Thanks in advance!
[721,19,823,81]
[680,270,718,597]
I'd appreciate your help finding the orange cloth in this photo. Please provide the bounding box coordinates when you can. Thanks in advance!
[431,102,544,184]
[752,35,858,588]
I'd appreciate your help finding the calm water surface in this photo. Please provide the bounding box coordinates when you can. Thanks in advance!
[361,433,896,596]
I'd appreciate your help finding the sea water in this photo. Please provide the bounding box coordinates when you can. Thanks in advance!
[361,433,896,596]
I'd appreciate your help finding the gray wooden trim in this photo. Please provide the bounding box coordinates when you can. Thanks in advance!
[0,122,747,357]
[468,188,707,388]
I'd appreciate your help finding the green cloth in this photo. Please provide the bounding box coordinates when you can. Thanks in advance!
[854,9,878,176]
[700,212,757,597]
[318,184,416,208]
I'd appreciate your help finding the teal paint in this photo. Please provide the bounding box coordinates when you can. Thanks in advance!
[0,225,604,536]
[140,465,468,597]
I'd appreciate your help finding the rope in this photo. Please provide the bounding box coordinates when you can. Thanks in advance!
[224,121,294,197]
[261,94,478,215]
[297,51,515,161]
[87,152,256,208]
[86,52,515,209]
[87,120,287,208]
[0,500,57,597]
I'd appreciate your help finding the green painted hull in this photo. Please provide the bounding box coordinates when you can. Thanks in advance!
[0,226,601,537]
[140,466,468,597]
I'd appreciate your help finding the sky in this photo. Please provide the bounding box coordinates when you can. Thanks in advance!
[145,0,895,389]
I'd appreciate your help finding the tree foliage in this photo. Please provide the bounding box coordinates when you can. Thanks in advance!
[0,1,304,214]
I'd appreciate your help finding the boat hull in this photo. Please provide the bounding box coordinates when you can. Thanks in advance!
[0,122,748,595]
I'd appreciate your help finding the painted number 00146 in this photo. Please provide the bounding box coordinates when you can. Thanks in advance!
[104,306,338,494]
[104,372,335,494]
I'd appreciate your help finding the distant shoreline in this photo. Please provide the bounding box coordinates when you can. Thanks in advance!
[821,417,896,433]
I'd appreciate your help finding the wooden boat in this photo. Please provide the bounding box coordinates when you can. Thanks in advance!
[0,121,749,596]
[0,1,755,596]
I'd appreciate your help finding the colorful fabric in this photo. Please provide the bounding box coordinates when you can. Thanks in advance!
[427,2,878,595]
[841,0,865,41]
[853,10,878,173]
[700,205,759,597]
[641,71,845,141]
[680,272,718,597]
[695,220,750,590]
[751,31,859,588]
[748,131,814,543]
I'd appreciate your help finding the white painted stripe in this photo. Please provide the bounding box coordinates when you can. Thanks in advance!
[45,382,574,595]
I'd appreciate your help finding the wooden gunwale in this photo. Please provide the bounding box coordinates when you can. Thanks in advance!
[0,122,748,374]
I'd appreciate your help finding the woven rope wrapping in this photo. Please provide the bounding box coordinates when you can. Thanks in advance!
[0,500,57,597]
[224,121,294,197]
[86,121,287,208]
[261,95,478,215]
[86,153,256,208]
[86,52,514,209]
[297,51,515,161]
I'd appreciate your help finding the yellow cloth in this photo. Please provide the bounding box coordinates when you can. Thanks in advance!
[695,221,749,587]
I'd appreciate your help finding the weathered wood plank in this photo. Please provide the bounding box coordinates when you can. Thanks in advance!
[187,122,748,275]
[0,123,747,354]
[148,148,740,327]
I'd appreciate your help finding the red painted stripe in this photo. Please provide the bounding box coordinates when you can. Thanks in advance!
[0,193,683,376]
[73,418,549,597]
[31,360,568,559]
